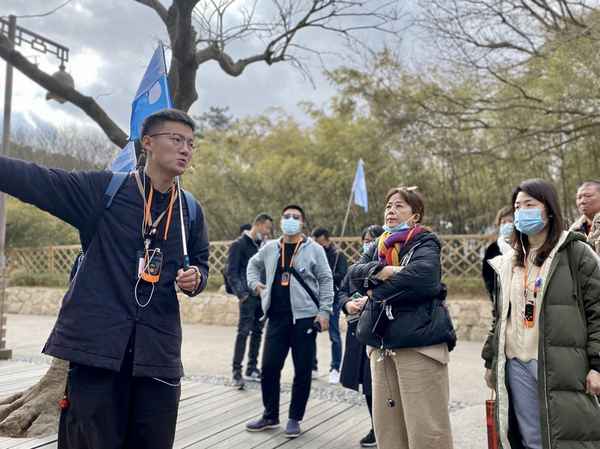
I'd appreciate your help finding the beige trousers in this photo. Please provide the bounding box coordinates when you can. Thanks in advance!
[370,348,453,449]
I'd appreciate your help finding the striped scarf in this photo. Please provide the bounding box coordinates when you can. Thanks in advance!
[378,225,424,266]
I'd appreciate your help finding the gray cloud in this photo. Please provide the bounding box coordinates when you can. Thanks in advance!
[1,0,411,137]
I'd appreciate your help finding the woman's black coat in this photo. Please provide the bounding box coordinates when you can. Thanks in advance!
[348,231,456,350]
[338,273,372,396]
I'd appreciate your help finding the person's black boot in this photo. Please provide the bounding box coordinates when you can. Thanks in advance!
[232,370,245,389]
[360,428,376,447]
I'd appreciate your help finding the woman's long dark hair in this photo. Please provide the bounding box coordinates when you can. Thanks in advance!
[511,179,564,267]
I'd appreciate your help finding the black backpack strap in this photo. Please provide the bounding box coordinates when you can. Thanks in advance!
[290,267,320,309]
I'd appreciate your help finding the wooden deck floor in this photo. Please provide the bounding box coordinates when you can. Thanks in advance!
[0,361,371,449]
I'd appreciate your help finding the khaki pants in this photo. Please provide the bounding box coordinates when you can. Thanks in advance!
[370,348,453,449]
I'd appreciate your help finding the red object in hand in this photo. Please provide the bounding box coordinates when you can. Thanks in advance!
[486,398,499,449]
[58,397,70,410]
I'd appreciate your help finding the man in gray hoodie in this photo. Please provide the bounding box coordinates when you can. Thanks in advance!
[245,204,334,438]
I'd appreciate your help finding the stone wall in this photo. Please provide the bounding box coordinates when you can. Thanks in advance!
[5,287,492,342]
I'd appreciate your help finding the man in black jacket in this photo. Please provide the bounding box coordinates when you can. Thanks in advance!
[0,109,209,449]
[312,227,348,383]
[228,213,273,387]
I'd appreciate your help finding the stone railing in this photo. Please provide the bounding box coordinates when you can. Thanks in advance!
[5,287,492,342]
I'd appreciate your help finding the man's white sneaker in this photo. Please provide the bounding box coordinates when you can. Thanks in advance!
[329,369,340,384]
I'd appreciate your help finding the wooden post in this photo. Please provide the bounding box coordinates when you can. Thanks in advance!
[0,16,16,360]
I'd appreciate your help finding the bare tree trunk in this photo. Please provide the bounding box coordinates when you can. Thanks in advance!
[0,357,67,437]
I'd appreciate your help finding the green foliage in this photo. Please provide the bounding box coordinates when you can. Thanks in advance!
[444,277,487,298]
[9,269,69,288]
[6,198,79,248]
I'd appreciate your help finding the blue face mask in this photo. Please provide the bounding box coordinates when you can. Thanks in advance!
[499,223,514,239]
[363,242,372,254]
[383,222,410,233]
[514,208,545,236]
[281,218,302,236]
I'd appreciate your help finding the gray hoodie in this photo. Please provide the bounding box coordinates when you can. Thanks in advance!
[246,236,334,321]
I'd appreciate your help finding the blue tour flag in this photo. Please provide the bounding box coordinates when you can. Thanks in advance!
[110,141,136,172]
[352,159,368,212]
[110,43,172,172]
[130,43,172,141]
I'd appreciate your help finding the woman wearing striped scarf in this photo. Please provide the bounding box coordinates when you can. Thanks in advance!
[348,187,455,449]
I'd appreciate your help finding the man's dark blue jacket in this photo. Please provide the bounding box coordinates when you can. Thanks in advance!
[0,156,209,378]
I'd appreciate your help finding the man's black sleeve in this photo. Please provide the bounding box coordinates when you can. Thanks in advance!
[186,203,210,297]
[226,239,249,300]
[0,156,109,230]
[334,252,349,287]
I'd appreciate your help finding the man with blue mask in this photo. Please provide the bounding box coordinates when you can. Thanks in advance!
[246,204,334,438]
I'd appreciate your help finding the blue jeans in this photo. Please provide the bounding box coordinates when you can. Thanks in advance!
[507,359,542,449]
[314,296,343,371]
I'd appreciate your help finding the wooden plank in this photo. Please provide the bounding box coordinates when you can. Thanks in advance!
[181,398,343,449]
[243,401,355,449]
[0,361,373,449]
[174,392,294,449]
[174,388,270,446]
[299,408,371,449]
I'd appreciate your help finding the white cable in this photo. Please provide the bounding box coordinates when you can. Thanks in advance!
[134,249,158,308]
[151,377,181,387]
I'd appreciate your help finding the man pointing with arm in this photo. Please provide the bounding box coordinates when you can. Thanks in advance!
[0,109,209,449]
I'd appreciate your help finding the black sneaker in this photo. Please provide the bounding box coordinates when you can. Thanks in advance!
[284,419,301,438]
[360,429,377,447]
[245,368,261,382]
[246,417,280,432]
[232,371,245,389]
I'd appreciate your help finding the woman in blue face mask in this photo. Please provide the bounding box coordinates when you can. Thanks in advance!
[338,224,384,448]
[482,178,600,449]
[482,206,514,301]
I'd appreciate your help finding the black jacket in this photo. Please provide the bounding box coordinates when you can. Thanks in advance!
[350,231,455,350]
[323,244,348,291]
[338,274,372,396]
[226,232,260,300]
[0,157,209,378]
[482,241,501,301]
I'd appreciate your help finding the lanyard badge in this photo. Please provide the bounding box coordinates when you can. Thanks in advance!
[279,240,302,287]
[138,248,163,284]
[523,273,542,329]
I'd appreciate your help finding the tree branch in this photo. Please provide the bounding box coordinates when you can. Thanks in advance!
[0,35,127,148]
[133,0,169,23]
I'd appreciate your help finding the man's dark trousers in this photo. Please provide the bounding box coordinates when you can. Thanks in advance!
[233,295,264,374]
[261,316,316,421]
[328,295,342,370]
[58,345,181,449]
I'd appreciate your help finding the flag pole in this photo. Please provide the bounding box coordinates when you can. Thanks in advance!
[340,187,354,241]
[160,40,188,269]
[333,184,354,273]
[177,177,190,269]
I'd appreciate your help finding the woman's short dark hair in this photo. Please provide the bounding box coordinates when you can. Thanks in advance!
[511,179,564,267]
[361,225,385,241]
[385,187,425,223]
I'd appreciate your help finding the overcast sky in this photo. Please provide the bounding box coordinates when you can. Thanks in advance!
[1,0,418,138]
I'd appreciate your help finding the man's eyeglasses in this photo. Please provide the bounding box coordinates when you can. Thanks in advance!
[283,213,302,220]
[149,132,195,151]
